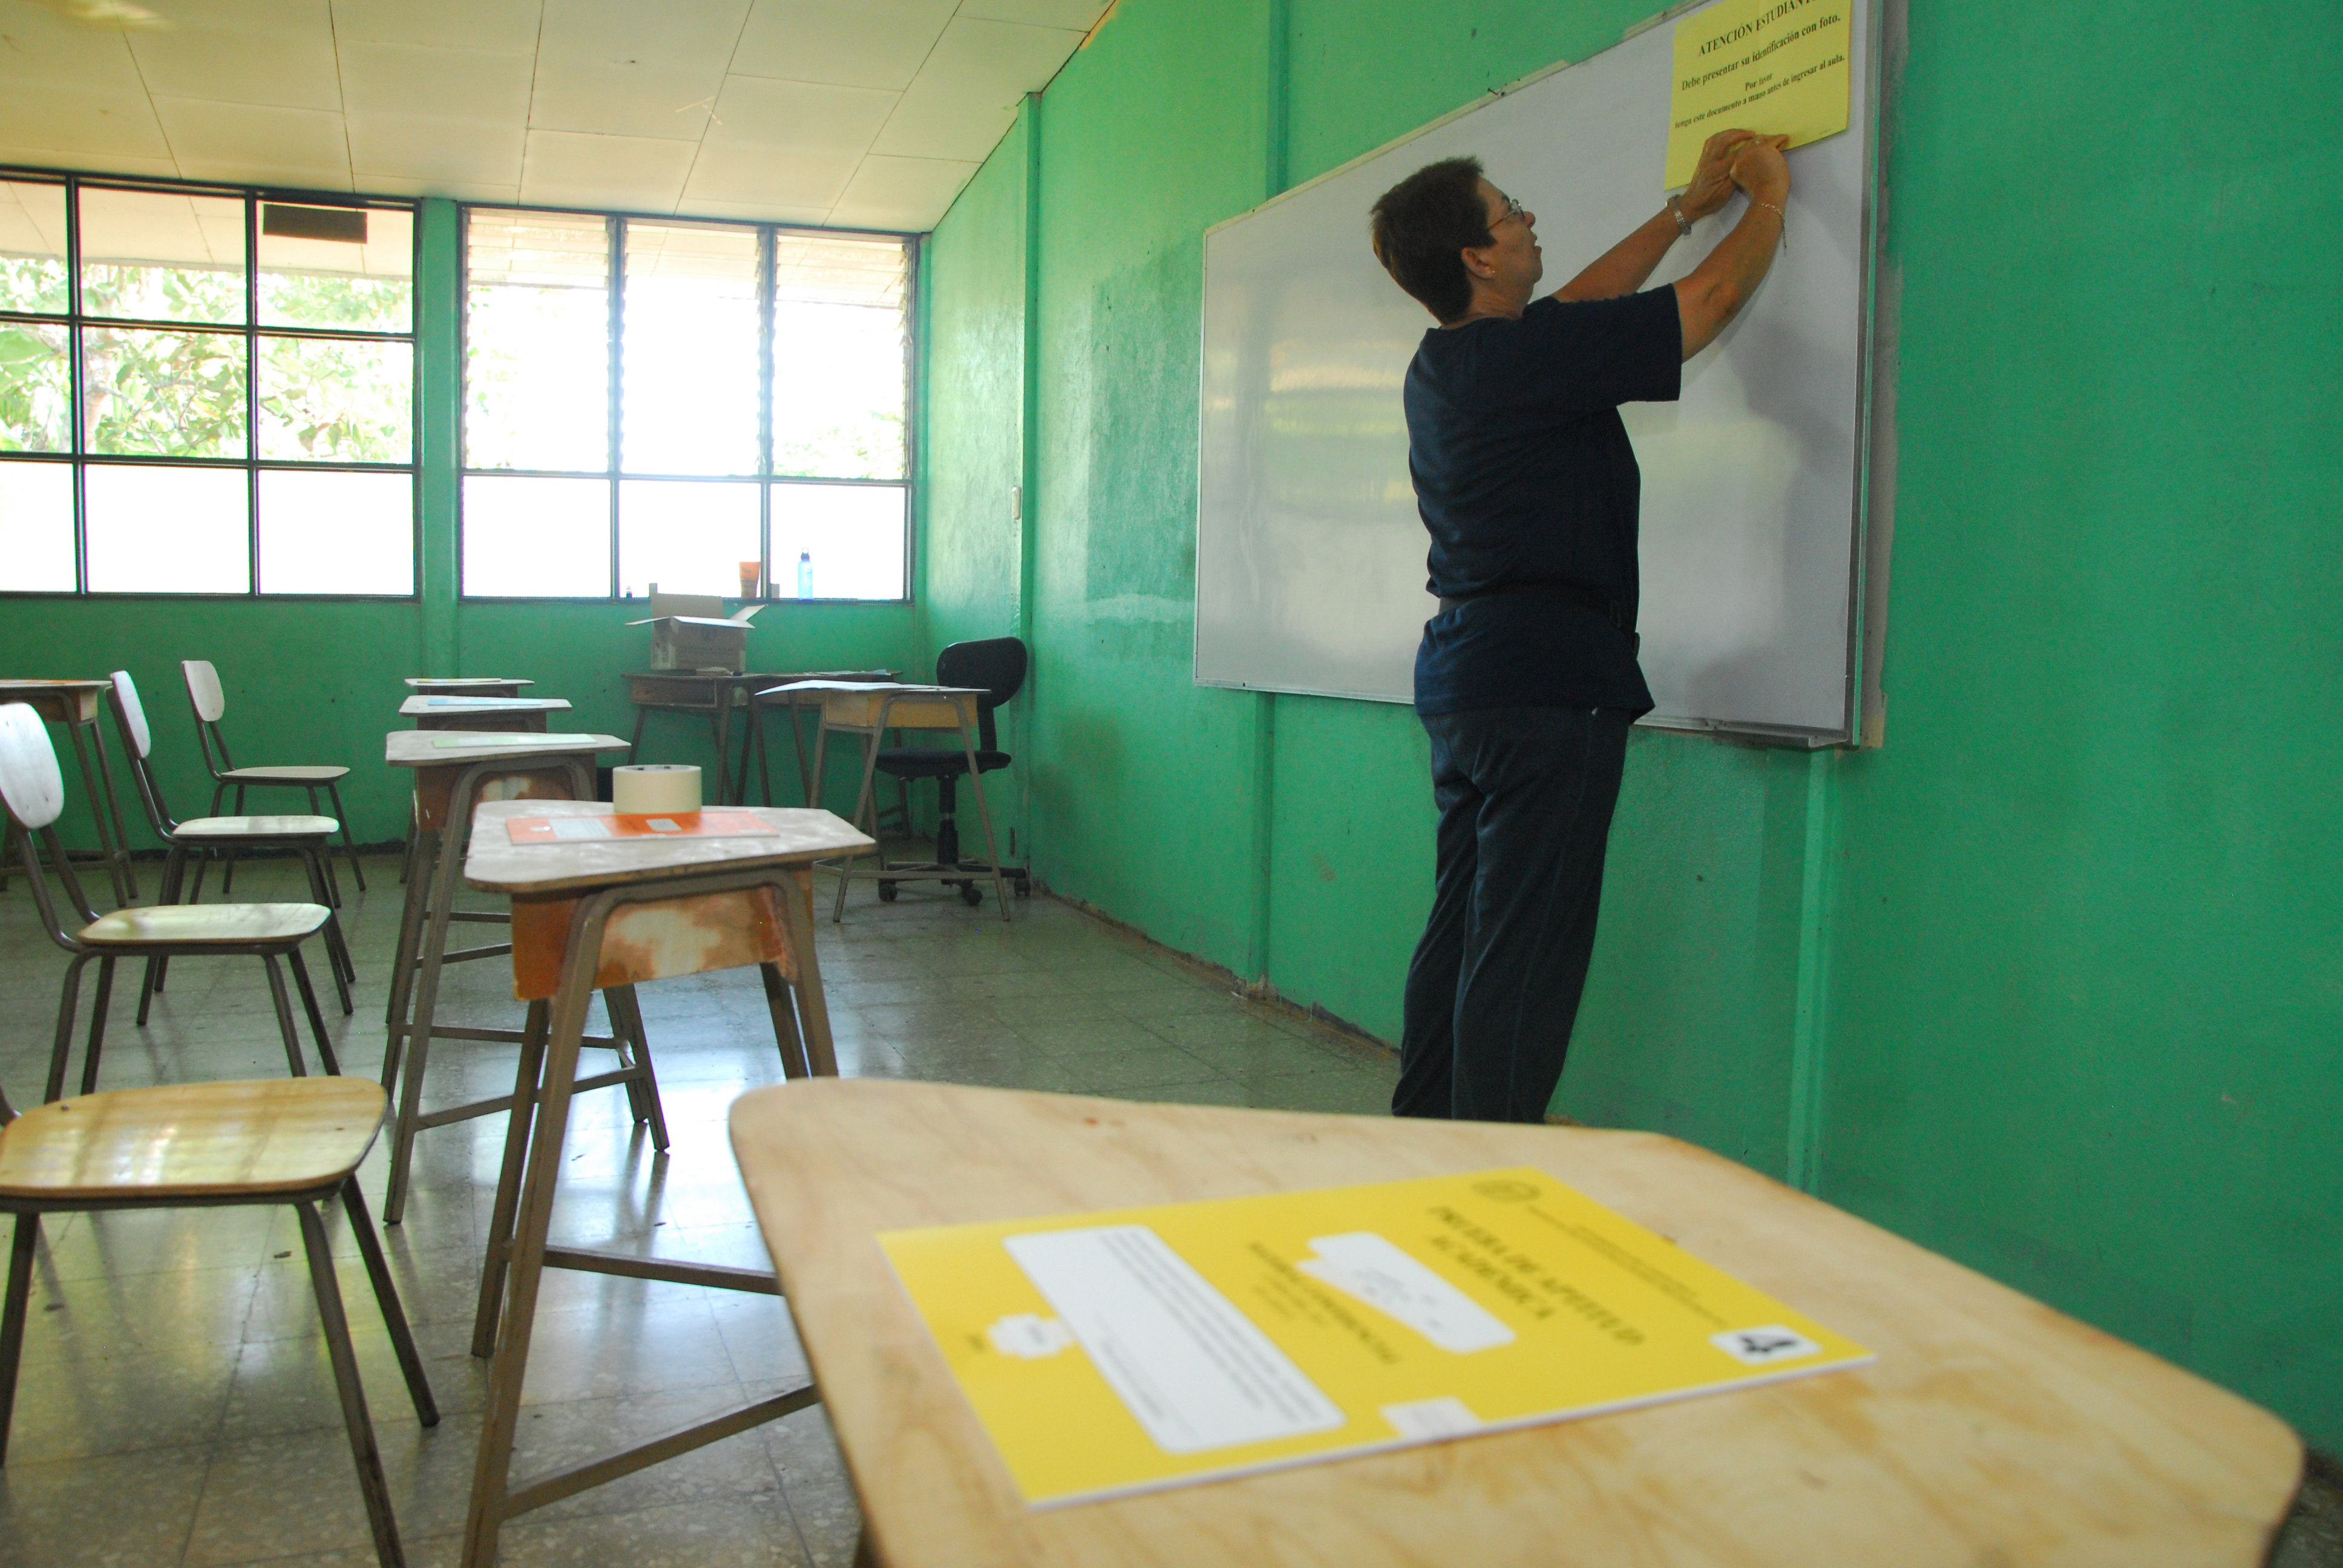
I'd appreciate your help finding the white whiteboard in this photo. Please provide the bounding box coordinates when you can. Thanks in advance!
[1194,0,1882,742]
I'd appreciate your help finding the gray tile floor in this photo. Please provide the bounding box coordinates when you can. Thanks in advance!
[1,851,2336,1567]
[0,851,1397,1566]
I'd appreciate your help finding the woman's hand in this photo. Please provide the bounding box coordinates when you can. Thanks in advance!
[1728,135,1792,205]
[1680,128,1758,221]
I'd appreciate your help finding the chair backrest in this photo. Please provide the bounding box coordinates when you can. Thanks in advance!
[0,703,65,831]
[183,659,226,723]
[111,670,152,762]
[934,638,1028,753]
[108,670,175,838]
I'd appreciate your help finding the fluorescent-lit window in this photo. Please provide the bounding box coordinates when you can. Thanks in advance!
[463,474,610,598]
[85,463,249,593]
[259,469,413,595]
[0,175,416,598]
[461,207,913,601]
[618,479,760,599]
[0,462,74,590]
[773,483,907,601]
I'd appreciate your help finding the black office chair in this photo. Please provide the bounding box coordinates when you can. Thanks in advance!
[873,637,1032,906]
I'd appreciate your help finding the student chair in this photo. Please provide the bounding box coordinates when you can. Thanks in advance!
[0,1073,437,1568]
[180,659,366,895]
[873,636,1033,906]
[108,671,358,1021]
[0,704,341,1102]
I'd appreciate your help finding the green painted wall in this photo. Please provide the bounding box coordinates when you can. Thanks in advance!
[919,0,2343,1452]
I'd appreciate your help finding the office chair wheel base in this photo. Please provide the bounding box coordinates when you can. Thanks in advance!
[877,880,899,903]
[958,881,983,907]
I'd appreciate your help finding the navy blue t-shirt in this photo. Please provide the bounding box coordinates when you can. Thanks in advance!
[1406,287,1682,716]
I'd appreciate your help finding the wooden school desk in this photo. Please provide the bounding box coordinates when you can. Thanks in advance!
[406,677,535,698]
[457,797,872,1566]
[0,678,139,904]
[398,695,572,733]
[623,668,895,807]
[727,1081,2302,1568]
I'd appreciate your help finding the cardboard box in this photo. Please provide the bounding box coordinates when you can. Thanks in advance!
[626,593,765,673]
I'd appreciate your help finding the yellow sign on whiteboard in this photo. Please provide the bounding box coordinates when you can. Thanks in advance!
[1665,0,1853,187]
[880,1166,1872,1506]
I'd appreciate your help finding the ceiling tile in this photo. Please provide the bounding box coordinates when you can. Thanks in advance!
[673,196,834,226]
[520,128,696,211]
[338,42,535,121]
[153,98,351,186]
[347,113,527,186]
[356,174,525,204]
[0,88,172,161]
[0,4,151,93]
[528,58,729,139]
[703,75,895,153]
[126,0,343,112]
[534,0,750,69]
[682,143,860,208]
[0,146,181,180]
[828,152,975,232]
[958,0,1110,31]
[330,0,545,52]
[870,16,1078,161]
[727,0,954,92]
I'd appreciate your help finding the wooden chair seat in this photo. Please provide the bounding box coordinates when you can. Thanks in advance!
[172,813,339,840]
[220,764,350,785]
[79,902,329,947]
[0,1079,384,1201]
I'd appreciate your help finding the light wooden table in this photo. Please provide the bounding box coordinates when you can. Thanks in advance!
[623,669,895,807]
[407,678,534,698]
[377,730,652,1226]
[728,1081,2302,1568]
[458,798,873,1567]
[398,695,572,734]
[0,678,138,904]
[769,681,1011,921]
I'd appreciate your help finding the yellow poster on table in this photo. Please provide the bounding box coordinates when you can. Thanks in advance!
[880,1166,1872,1506]
[1665,0,1853,188]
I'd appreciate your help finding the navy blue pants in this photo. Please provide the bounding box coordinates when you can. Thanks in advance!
[1396,705,1632,1123]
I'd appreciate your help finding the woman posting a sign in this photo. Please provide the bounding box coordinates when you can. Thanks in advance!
[1368,128,1790,1123]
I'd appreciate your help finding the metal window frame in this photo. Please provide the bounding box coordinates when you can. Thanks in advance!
[454,199,919,606]
[0,164,424,601]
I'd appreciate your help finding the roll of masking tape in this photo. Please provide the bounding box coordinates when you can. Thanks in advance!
[612,763,701,815]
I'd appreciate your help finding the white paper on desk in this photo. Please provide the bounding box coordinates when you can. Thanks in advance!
[1003,1225,1344,1455]
[1296,1232,1516,1353]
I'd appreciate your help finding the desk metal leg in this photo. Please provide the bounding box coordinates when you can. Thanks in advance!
[831,730,883,923]
[382,814,464,1223]
[84,719,139,903]
[63,720,132,907]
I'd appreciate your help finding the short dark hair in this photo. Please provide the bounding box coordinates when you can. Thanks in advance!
[1369,157,1491,324]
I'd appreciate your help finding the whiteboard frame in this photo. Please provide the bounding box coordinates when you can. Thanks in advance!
[1191,0,1899,750]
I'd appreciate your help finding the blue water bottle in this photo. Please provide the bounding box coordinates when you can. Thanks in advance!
[795,551,813,599]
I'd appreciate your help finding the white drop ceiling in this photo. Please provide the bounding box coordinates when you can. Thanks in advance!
[0,0,1113,232]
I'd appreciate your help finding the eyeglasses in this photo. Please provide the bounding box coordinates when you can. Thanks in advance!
[1493,192,1527,227]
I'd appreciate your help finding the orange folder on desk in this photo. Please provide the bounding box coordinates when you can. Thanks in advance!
[504,811,777,844]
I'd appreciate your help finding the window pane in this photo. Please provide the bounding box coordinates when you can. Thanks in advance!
[771,482,904,600]
[85,463,249,593]
[0,461,76,590]
[770,234,906,480]
[465,209,608,472]
[621,222,759,477]
[258,204,414,333]
[260,468,413,594]
[0,321,71,452]
[463,474,608,596]
[0,181,68,314]
[259,335,413,462]
[618,479,759,599]
[83,326,247,458]
[80,187,246,324]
